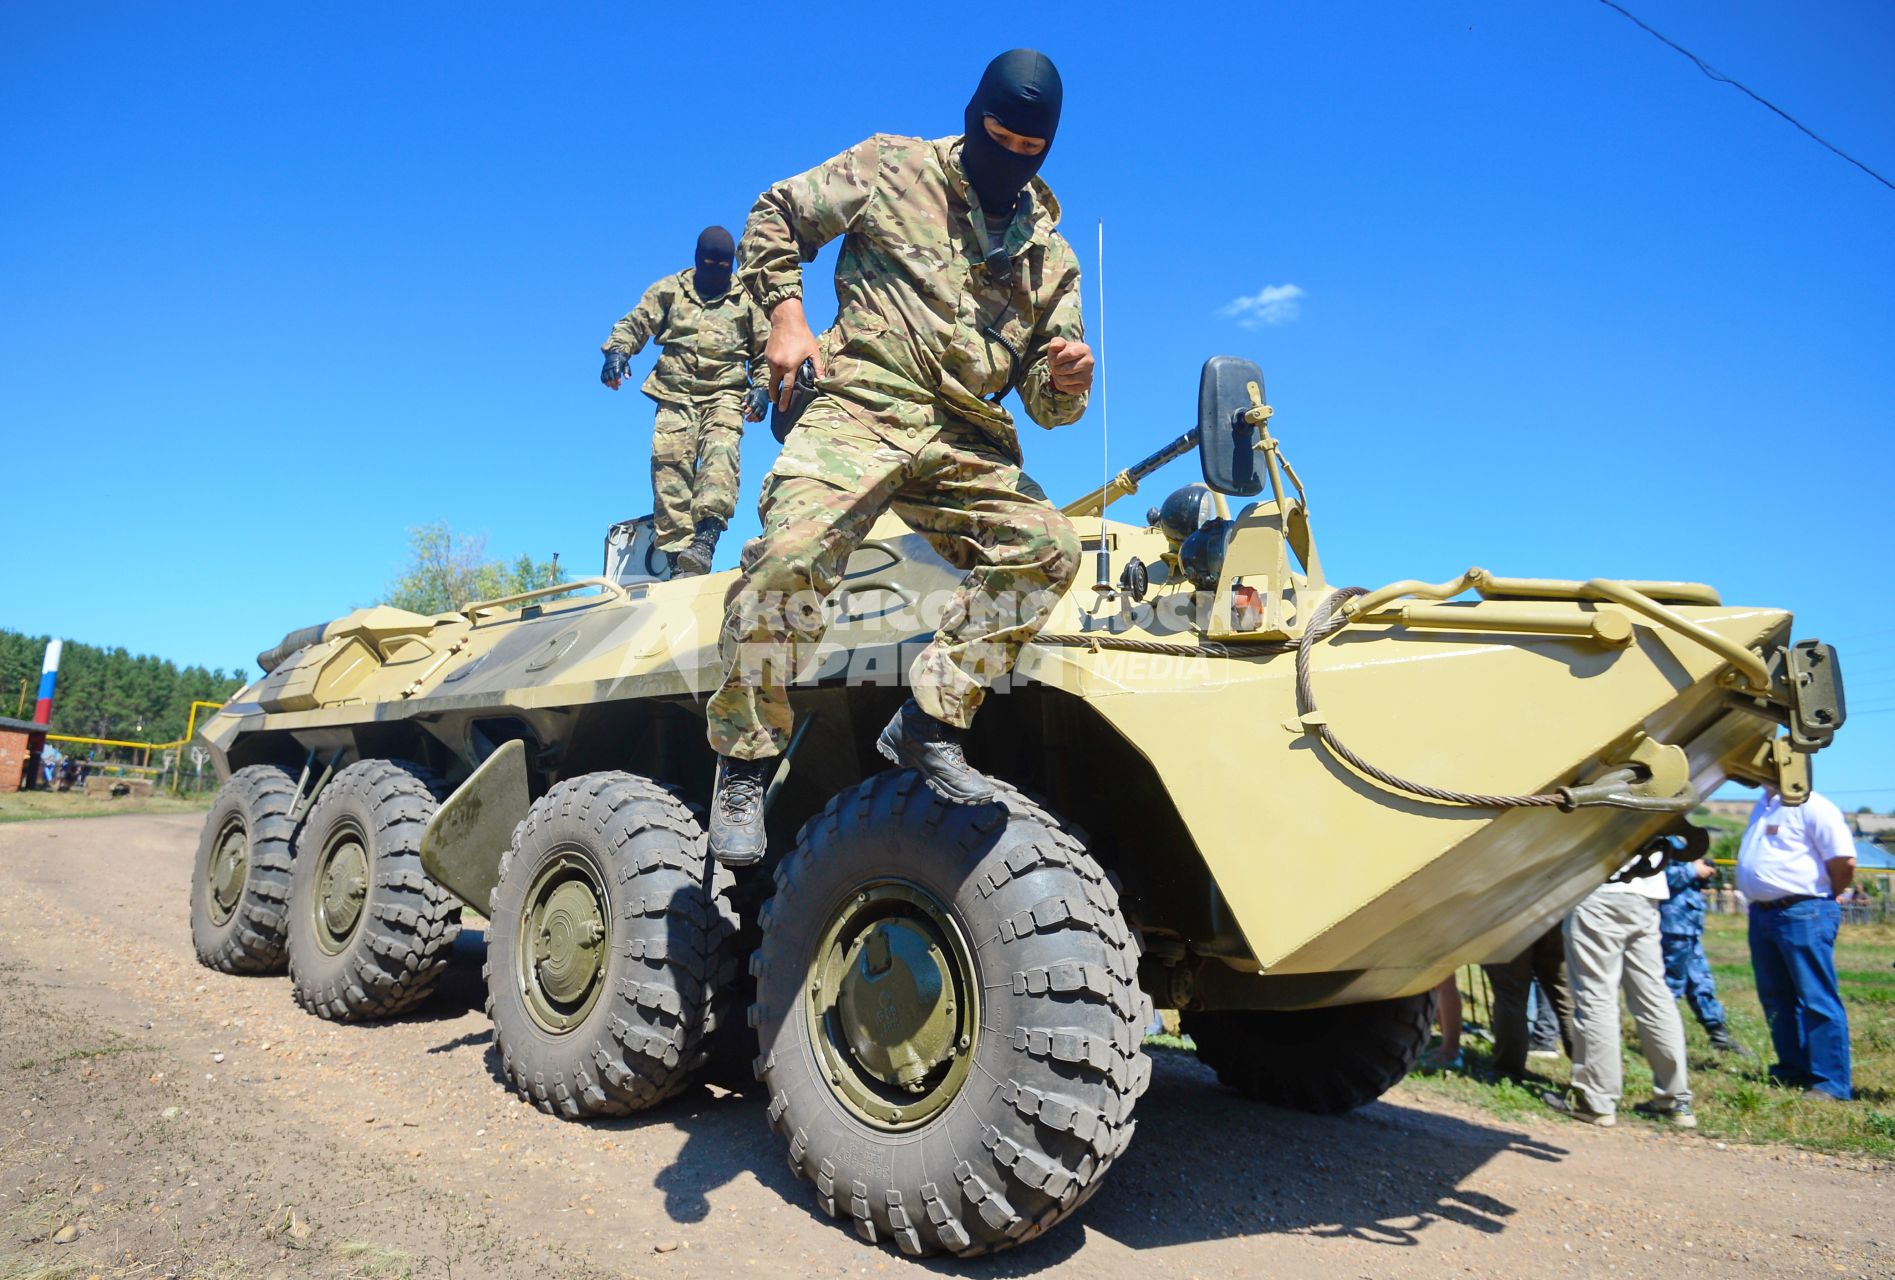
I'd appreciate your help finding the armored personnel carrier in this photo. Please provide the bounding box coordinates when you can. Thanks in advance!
[188,357,1844,1256]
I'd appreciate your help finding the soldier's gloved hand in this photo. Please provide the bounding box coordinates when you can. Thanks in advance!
[741,388,768,422]
[601,350,629,390]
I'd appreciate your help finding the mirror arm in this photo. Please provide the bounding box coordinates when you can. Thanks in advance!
[1239,382,1296,519]
[1061,427,1202,520]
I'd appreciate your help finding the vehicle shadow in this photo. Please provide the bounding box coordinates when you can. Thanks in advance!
[1057,1047,1565,1258]
[431,929,1559,1266]
[402,928,490,1025]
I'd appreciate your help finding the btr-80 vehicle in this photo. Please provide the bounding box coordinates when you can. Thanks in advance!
[189,357,1844,1256]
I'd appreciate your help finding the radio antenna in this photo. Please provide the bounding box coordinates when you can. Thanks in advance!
[1092,218,1113,602]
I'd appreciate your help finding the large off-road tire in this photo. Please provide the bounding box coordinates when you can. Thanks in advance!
[486,772,738,1117]
[190,765,299,974]
[1183,990,1436,1114]
[286,759,460,1021]
[751,772,1150,1258]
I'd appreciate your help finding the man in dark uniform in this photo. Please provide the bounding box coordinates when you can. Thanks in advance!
[1661,849,1752,1056]
[600,226,770,575]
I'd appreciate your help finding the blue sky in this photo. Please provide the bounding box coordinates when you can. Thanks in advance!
[3,2,1890,804]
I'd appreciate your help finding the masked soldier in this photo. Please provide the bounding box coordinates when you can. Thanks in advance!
[703,49,1095,864]
[600,226,770,575]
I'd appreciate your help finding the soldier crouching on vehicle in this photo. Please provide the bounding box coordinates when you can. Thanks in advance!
[703,49,1095,865]
[600,226,770,575]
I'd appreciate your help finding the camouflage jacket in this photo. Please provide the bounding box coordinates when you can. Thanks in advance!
[1660,860,1707,935]
[739,134,1087,459]
[601,270,770,405]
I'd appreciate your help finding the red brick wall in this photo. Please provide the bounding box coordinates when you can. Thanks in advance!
[0,728,29,792]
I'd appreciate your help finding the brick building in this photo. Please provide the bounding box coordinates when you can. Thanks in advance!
[0,715,48,792]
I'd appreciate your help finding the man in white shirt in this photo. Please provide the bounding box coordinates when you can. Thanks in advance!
[1548,840,1694,1127]
[1737,787,1856,1101]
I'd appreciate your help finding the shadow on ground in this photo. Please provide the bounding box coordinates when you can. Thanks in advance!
[432,938,1564,1269]
[1066,1048,1565,1257]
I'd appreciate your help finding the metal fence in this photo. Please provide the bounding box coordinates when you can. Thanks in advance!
[1700,886,1893,926]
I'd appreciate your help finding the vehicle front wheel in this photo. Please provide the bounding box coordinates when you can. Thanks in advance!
[751,773,1150,1257]
[1183,990,1436,1114]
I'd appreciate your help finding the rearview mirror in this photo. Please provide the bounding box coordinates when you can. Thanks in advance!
[1197,356,1267,498]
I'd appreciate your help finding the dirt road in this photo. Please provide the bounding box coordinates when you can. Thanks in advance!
[0,814,1887,1279]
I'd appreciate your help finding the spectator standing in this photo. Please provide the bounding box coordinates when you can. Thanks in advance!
[1527,979,1562,1057]
[1737,787,1856,1101]
[1660,848,1752,1056]
[1421,974,1464,1071]
[1551,844,1694,1127]
[1481,926,1575,1081]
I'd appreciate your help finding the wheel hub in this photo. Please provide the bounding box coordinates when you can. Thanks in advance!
[518,850,610,1033]
[205,819,249,925]
[807,881,979,1131]
[313,832,369,954]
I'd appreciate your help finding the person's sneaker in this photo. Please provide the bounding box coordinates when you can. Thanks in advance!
[673,520,724,577]
[1706,1026,1756,1059]
[1802,1088,1852,1104]
[1543,1092,1617,1126]
[1631,1099,1698,1128]
[708,755,770,866]
[875,699,997,804]
[1527,1047,1561,1060]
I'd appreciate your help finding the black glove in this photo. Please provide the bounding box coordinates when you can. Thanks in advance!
[601,350,629,388]
[741,387,769,423]
[770,359,820,443]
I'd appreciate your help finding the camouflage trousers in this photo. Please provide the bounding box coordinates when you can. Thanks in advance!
[651,392,744,552]
[1661,931,1729,1031]
[704,400,1080,760]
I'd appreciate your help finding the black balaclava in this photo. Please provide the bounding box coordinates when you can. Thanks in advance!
[961,49,1062,219]
[694,225,735,298]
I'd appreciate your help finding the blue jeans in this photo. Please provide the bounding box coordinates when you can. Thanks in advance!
[1747,898,1851,1100]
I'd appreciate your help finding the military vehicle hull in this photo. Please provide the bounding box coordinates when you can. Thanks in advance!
[203,523,1819,1004]
[187,357,1845,1256]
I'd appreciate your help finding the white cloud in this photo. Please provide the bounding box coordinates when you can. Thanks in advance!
[1218,283,1306,329]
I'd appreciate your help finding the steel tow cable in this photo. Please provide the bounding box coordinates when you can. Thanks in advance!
[1294,587,1568,809]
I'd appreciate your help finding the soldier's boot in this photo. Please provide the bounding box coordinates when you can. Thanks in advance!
[876,699,997,805]
[673,519,724,577]
[708,755,770,867]
[1706,1024,1755,1058]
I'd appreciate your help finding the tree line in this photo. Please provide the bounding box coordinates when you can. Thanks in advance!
[2,524,563,749]
[0,630,246,746]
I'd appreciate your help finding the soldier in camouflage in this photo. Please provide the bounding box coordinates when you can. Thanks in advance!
[704,49,1093,865]
[1661,854,1752,1056]
[600,226,770,576]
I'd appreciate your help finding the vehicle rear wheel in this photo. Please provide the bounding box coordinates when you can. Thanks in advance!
[751,772,1150,1257]
[190,765,299,974]
[486,772,738,1117]
[1182,990,1436,1114]
[287,759,460,1021]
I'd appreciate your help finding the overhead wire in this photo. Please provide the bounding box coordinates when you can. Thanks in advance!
[1594,0,1894,193]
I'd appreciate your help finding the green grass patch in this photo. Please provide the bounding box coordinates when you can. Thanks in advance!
[0,789,213,823]
[1397,913,1895,1159]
